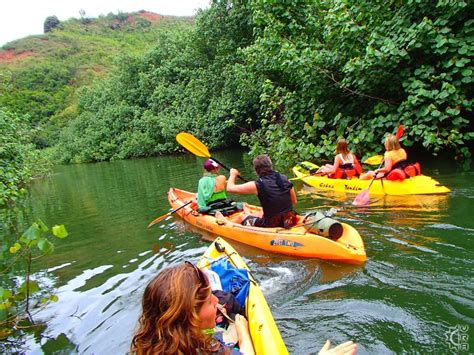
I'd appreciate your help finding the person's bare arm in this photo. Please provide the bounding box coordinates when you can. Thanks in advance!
[331,155,342,173]
[226,169,257,195]
[214,174,227,191]
[234,314,255,355]
[377,158,393,174]
[290,187,297,205]
[318,340,357,355]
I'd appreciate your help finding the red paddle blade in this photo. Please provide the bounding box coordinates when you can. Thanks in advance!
[396,124,404,139]
[353,189,370,206]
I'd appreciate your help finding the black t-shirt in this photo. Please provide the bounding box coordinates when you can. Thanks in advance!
[255,171,293,218]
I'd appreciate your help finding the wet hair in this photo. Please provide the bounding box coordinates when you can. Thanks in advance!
[252,154,273,176]
[385,134,401,151]
[131,264,213,354]
[335,138,350,156]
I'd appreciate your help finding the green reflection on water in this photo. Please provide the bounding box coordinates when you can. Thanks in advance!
[6,150,473,353]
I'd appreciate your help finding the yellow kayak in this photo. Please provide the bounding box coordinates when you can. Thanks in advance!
[198,237,288,355]
[293,161,450,195]
[168,188,367,264]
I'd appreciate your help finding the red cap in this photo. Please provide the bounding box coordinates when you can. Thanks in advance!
[204,159,220,171]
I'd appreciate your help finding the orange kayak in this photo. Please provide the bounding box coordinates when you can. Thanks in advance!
[168,188,367,264]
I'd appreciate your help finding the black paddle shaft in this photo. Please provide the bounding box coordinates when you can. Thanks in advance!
[211,157,249,182]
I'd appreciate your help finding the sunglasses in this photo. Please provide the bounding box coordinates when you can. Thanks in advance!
[185,261,206,287]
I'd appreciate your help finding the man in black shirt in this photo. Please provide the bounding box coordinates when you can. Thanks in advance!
[226,155,297,228]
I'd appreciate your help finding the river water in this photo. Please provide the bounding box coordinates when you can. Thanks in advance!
[10,150,474,353]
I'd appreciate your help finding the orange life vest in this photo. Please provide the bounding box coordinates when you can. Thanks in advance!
[385,161,421,180]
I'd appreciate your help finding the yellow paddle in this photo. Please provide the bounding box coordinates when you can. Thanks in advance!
[176,132,248,182]
[289,162,321,181]
[363,155,383,165]
[147,201,193,228]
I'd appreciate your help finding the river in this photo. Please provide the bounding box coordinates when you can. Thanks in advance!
[9,150,474,353]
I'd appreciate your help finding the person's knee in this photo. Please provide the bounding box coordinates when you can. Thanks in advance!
[359,172,374,180]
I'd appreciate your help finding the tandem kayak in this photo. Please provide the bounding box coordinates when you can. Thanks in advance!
[168,188,367,264]
[293,161,450,195]
[198,237,288,355]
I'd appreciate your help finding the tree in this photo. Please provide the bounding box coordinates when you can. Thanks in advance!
[43,16,60,33]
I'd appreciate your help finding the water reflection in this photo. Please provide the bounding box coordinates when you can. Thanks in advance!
[11,154,472,354]
[297,184,449,211]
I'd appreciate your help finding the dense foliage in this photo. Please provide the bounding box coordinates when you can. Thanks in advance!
[0,108,44,206]
[0,12,194,148]
[242,0,473,166]
[1,2,472,168]
[51,0,472,167]
[55,2,259,162]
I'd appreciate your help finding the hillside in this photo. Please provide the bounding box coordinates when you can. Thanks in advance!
[0,11,194,147]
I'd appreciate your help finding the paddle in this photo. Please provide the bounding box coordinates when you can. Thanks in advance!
[363,155,383,166]
[176,132,248,182]
[147,201,193,228]
[289,162,321,181]
[353,125,404,206]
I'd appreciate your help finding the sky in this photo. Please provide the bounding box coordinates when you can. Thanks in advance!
[0,0,210,46]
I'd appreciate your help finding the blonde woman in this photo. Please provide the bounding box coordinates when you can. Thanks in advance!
[359,134,407,180]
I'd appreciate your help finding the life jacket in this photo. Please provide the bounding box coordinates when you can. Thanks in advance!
[404,162,421,177]
[329,154,362,179]
[255,171,296,227]
[385,160,421,180]
[197,173,227,208]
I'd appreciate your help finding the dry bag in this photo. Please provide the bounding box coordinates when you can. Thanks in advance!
[303,212,343,240]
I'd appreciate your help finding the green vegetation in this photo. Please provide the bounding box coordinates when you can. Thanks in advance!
[52,1,472,167]
[1,2,472,169]
[43,16,60,33]
[0,220,68,349]
[0,11,194,148]
[0,108,50,206]
[241,0,473,167]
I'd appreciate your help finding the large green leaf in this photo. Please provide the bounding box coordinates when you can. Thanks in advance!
[52,225,69,239]
[37,238,54,254]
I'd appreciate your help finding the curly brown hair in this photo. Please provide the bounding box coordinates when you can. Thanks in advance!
[131,264,215,354]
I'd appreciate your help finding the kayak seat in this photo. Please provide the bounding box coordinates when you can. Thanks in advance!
[198,199,244,216]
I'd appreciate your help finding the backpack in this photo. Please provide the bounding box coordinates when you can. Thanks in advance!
[212,290,245,328]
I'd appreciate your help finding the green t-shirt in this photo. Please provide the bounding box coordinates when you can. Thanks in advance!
[197,174,227,208]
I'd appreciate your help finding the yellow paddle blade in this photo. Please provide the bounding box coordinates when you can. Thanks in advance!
[363,155,383,165]
[176,132,211,158]
[148,201,194,228]
[289,176,305,181]
[147,212,171,228]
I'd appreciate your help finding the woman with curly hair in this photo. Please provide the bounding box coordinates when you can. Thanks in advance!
[131,262,357,355]
[130,262,253,354]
